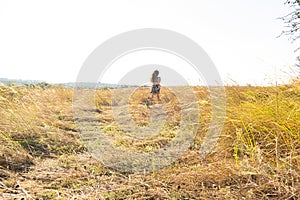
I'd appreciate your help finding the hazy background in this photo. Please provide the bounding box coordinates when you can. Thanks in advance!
[0,0,297,85]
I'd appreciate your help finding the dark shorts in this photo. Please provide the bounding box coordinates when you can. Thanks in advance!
[151,84,160,94]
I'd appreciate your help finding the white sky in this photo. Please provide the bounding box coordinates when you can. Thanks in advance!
[0,0,298,85]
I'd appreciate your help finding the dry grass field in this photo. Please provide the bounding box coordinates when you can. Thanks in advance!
[0,82,299,199]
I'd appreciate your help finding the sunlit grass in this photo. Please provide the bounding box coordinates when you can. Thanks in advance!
[0,82,299,199]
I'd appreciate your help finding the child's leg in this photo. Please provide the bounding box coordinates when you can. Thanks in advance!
[150,92,153,99]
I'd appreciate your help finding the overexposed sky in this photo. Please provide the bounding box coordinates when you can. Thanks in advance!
[0,0,298,85]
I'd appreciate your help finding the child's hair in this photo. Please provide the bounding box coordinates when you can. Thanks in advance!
[150,70,159,83]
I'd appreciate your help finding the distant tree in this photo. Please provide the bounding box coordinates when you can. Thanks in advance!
[279,0,300,49]
[36,82,51,89]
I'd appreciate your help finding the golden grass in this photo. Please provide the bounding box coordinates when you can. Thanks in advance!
[0,82,299,199]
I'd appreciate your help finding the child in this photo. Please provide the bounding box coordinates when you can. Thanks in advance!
[146,70,161,107]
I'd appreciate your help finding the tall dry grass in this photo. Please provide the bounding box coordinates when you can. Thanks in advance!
[0,82,299,199]
[0,86,84,166]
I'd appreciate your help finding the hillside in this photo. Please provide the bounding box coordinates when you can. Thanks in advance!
[0,83,299,199]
